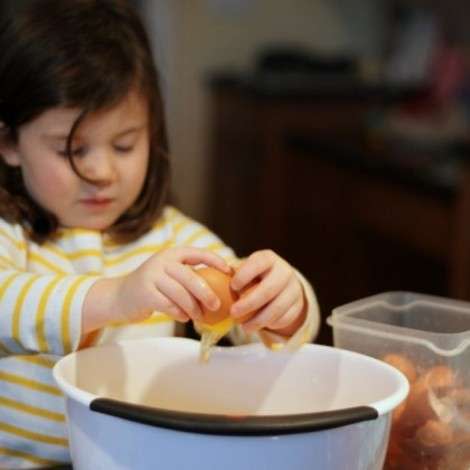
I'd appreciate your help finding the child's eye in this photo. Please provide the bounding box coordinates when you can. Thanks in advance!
[114,145,134,154]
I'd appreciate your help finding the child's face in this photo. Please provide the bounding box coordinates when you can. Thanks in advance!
[2,91,150,231]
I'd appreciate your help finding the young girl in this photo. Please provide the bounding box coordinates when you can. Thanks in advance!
[0,0,320,467]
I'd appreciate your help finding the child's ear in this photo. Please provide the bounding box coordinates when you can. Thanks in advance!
[0,124,21,167]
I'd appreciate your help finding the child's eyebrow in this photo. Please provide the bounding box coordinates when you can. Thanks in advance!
[114,125,145,138]
[41,125,145,141]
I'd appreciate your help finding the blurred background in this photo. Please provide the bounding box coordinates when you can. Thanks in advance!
[136,0,470,345]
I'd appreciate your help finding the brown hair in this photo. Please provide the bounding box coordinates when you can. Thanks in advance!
[0,0,170,244]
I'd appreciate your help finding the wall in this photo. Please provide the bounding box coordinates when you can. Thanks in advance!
[140,0,387,222]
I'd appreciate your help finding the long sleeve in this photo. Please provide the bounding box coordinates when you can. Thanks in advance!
[0,220,97,356]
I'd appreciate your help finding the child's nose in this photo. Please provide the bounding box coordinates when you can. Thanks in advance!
[81,152,116,185]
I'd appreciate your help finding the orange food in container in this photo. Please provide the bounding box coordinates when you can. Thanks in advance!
[327,292,470,470]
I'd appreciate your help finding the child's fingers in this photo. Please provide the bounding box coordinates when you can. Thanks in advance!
[173,247,231,273]
[238,278,298,331]
[231,265,290,317]
[165,263,220,314]
[155,275,202,321]
[231,250,277,291]
[152,290,190,323]
[266,297,304,331]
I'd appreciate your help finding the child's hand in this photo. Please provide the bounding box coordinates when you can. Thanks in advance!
[229,250,306,335]
[114,247,231,324]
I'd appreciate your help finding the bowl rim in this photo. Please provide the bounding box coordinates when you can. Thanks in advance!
[53,338,409,435]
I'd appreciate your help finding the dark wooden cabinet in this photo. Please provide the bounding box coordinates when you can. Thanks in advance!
[206,76,470,345]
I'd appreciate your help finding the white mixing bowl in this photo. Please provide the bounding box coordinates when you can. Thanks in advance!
[53,337,408,470]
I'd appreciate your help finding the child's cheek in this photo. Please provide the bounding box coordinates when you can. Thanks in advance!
[28,159,77,206]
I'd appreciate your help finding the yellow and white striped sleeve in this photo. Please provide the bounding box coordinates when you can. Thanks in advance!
[166,206,236,262]
[0,220,97,356]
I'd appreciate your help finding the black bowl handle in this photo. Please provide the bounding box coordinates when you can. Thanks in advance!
[90,398,378,436]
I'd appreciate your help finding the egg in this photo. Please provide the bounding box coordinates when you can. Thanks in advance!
[383,357,467,470]
[195,267,261,326]
[454,424,470,446]
[415,419,453,449]
[426,366,457,390]
[193,267,239,363]
[447,387,470,407]
[399,365,458,432]
[399,378,433,433]
[438,446,470,470]
[382,353,417,384]
[194,267,237,326]
[194,267,262,362]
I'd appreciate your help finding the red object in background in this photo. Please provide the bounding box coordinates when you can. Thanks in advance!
[431,44,466,103]
[399,42,466,118]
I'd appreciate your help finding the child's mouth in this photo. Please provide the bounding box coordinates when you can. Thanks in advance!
[80,198,114,208]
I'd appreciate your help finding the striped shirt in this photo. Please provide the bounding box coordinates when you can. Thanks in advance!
[0,206,319,468]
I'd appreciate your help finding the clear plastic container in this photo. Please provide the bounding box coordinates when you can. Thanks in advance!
[327,292,470,470]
